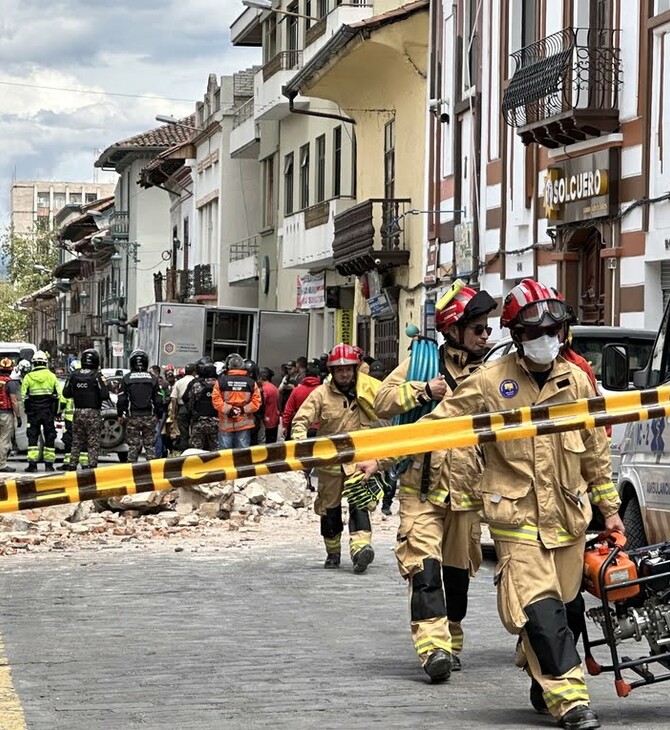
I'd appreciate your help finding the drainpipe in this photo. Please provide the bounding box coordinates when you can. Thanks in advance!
[283,88,356,125]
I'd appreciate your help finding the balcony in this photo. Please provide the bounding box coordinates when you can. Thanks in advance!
[255,51,308,121]
[109,211,129,240]
[303,2,374,65]
[283,197,357,270]
[193,263,217,300]
[332,198,411,276]
[228,236,259,286]
[153,268,192,303]
[230,98,259,159]
[502,27,622,148]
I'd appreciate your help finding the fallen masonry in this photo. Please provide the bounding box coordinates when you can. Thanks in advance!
[0,471,315,556]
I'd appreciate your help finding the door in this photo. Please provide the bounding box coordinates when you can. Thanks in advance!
[580,231,605,325]
[374,316,400,375]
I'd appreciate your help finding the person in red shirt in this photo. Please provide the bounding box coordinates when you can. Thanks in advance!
[259,368,280,443]
[282,362,321,439]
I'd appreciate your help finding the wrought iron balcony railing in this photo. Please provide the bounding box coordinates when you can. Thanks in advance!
[232,98,254,129]
[109,211,129,240]
[229,236,259,262]
[153,268,192,303]
[502,27,622,148]
[332,198,411,276]
[193,263,216,297]
[262,50,303,81]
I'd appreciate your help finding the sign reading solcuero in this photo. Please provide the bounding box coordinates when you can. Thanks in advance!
[543,148,619,224]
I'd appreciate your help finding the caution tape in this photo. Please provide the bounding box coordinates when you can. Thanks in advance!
[1,384,670,514]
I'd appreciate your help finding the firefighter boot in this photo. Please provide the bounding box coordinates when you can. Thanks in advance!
[24,462,37,473]
[559,705,600,730]
[324,553,341,569]
[423,649,452,683]
[352,545,375,574]
[44,463,55,472]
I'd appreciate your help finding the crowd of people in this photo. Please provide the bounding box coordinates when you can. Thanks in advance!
[0,277,625,730]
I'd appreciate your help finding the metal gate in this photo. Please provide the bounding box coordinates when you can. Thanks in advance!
[662,260,670,310]
[374,316,399,375]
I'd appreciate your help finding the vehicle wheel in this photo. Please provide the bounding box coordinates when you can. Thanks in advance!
[100,414,125,449]
[117,451,129,463]
[622,498,647,551]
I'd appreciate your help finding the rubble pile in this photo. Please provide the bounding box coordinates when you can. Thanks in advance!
[0,472,314,556]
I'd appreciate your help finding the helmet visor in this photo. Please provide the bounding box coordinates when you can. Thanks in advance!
[517,299,567,327]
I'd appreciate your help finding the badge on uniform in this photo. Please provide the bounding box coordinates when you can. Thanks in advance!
[499,379,519,398]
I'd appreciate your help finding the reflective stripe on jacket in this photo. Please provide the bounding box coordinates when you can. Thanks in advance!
[212,369,262,432]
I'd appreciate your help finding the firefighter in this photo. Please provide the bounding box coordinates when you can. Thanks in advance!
[291,343,383,573]
[374,286,497,682]
[117,350,164,462]
[415,279,624,730]
[212,353,262,450]
[61,349,109,470]
[184,357,219,451]
[21,350,60,472]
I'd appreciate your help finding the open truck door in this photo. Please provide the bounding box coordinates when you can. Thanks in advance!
[256,311,310,382]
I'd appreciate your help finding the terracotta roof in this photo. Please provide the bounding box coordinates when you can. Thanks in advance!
[284,0,428,97]
[95,114,197,169]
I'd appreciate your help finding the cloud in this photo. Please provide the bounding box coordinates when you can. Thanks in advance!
[0,0,261,225]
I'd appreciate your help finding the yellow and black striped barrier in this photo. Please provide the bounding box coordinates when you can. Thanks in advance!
[2,385,669,514]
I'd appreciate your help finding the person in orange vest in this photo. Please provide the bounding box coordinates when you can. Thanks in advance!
[212,353,262,450]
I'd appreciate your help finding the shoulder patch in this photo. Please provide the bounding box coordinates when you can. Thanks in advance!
[499,379,519,398]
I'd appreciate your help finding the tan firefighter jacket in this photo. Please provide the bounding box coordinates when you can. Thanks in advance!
[424,352,619,548]
[292,376,379,476]
[374,345,484,510]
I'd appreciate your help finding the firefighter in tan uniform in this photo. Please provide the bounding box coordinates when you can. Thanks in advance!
[422,280,623,730]
[292,343,382,573]
[374,286,497,682]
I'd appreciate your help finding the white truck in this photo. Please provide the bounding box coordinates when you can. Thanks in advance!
[136,303,310,379]
[603,303,670,548]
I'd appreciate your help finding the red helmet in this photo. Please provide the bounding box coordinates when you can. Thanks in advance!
[327,343,360,368]
[436,287,497,333]
[352,345,365,361]
[501,279,568,329]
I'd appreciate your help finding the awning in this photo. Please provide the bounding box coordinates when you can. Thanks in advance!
[52,259,82,279]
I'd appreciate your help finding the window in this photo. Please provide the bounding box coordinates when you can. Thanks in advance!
[520,0,536,63]
[299,143,310,210]
[53,192,66,210]
[183,216,190,270]
[316,135,326,203]
[36,215,49,229]
[37,192,49,208]
[284,152,294,216]
[287,2,299,52]
[333,126,342,197]
[318,0,328,16]
[305,0,312,28]
[384,119,395,200]
[85,193,97,203]
[69,192,82,204]
[463,0,478,91]
[262,156,275,228]
[263,14,277,63]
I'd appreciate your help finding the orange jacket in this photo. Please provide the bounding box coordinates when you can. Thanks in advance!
[212,369,262,432]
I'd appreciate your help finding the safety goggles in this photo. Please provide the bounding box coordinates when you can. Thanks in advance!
[466,324,493,336]
[517,299,567,327]
[520,322,564,341]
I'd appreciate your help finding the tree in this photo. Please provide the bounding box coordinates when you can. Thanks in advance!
[0,225,60,342]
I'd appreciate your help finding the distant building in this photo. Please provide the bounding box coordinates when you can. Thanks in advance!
[10,180,116,235]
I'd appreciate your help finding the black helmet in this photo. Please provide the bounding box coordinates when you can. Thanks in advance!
[129,349,149,372]
[196,356,214,377]
[80,348,100,369]
[243,358,259,379]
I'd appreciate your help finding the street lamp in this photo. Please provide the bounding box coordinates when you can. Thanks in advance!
[79,291,89,306]
[155,115,200,131]
[33,264,50,273]
[241,0,318,20]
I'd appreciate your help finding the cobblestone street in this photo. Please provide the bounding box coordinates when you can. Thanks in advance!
[0,527,667,729]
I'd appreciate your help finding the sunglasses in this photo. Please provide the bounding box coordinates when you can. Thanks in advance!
[466,324,493,336]
[517,299,567,327]
[520,322,564,340]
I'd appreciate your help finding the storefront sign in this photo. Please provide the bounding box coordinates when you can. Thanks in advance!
[455,222,473,275]
[543,148,618,224]
[112,341,124,358]
[368,290,396,319]
[296,272,326,309]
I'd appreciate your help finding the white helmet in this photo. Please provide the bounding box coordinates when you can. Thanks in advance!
[69,359,82,372]
[214,361,225,376]
[32,350,48,367]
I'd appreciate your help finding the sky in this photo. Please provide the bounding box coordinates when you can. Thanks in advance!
[0,0,261,226]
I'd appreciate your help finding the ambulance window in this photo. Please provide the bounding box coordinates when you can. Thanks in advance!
[648,303,670,387]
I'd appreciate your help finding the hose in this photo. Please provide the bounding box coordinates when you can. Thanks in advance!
[393,337,440,426]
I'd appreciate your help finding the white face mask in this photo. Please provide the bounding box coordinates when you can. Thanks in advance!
[523,334,560,365]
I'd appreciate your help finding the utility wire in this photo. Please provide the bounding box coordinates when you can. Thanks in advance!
[0,79,196,103]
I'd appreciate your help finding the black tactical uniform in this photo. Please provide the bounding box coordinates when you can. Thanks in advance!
[117,350,164,462]
[62,349,108,470]
[185,358,219,451]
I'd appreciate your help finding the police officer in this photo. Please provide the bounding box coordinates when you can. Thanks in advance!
[184,357,219,451]
[117,350,164,462]
[62,349,109,470]
[374,286,497,681]
[59,360,86,470]
[21,350,60,472]
[420,280,624,730]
